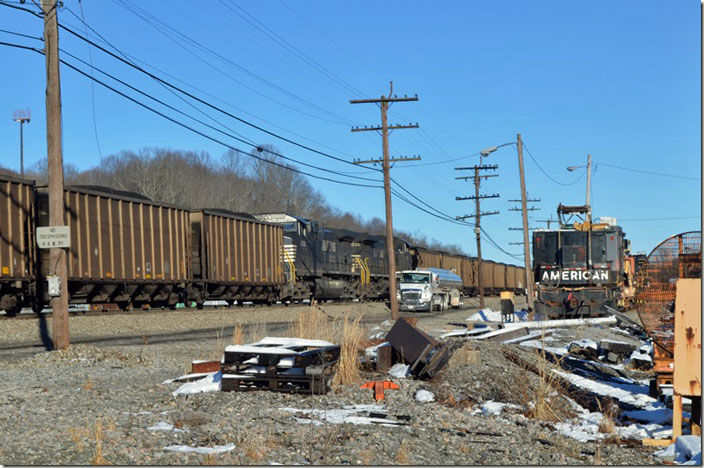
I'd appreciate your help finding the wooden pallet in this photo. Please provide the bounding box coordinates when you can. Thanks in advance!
[221,342,340,394]
[221,371,331,394]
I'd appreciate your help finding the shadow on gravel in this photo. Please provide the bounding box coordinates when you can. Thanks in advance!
[37,313,53,351]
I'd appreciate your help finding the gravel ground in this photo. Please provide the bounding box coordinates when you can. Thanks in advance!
[0,299,663,465]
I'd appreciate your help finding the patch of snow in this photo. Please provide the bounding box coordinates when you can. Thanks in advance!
[147,421,187,433]
[621,407,673,425]
[519,339,568,355]
[172,371,221,396]
[552,370,657,408]
[388,363,411,378]
[476,400,522,416]
[164,443,235,454]
[467,309,528,322]
[655,436,702,465]
[281,404,402,427]
[415,390,435,402]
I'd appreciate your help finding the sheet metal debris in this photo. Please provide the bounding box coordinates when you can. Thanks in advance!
[385,317,455,379]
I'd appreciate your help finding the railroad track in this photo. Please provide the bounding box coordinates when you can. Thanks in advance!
[0,296,491,321]
[0,302,481,362]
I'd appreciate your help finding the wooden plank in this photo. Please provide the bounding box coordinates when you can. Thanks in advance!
[674,279,701,397]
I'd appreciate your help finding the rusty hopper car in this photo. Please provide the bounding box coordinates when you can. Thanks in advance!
[35,185,190,309]
[460,257,478,295]
[189,210,284,306]
[0,175,35,315]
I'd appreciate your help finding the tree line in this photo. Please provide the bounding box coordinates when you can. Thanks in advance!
[2,145,466,254]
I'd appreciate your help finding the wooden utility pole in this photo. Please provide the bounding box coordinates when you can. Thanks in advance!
[455,165,499,309]
[350,82,419,319]
[42,0,70,350]
[516,135,534,311]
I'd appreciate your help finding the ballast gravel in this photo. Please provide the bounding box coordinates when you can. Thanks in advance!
[0,300,662,465]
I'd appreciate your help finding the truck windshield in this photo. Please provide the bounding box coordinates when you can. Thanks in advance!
[401,273,430,284]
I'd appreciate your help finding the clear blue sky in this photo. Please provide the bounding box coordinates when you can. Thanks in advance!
[0,0,700,264]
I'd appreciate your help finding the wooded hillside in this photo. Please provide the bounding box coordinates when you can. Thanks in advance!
[3,145,466,254]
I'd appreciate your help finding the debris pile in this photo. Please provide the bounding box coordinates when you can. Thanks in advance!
[220,337,341,394]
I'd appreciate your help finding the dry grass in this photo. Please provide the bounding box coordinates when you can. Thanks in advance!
[521,333,574,422]
[202,453,216,465]
[68,427,86,452]
[596,398,617,434]
[240,434,265,462]
[213,330,225,361]
[91,417,111,465]
[332,313,364,387]
[395,439,410,464]
[358,449,374,465]
[289,304,336,343]
[231,323,244,345]
[82,378,94,391]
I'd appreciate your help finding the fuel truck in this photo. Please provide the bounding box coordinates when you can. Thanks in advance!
[397,268,463,312]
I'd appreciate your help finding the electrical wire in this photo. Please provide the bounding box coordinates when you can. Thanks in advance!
[595,162,700,181]
[78,0,103,160]
[0,39,383,189]
[522,141,588,186]
[0,1,377,172]
[59,8,375,171]
[113,0,356,126]
[57,47,382,183]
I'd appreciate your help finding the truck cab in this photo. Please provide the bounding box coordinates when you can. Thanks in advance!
[397,268,462,312]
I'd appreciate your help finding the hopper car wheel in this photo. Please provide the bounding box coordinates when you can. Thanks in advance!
[196,302,204,310]
[4,304,22,317]
[31,300,45,314]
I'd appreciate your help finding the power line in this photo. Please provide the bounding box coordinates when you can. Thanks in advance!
[59,9,374,170]
[219,0,366,99]
[0,39,383,189]
[595,162,700,181]
[522,141,588,186]
[113,0,355,126]
[56,46,381,183]
[51,20,382,173]
[77,0,103,160]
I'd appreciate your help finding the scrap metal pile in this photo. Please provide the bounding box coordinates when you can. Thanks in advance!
[636,231,701,391]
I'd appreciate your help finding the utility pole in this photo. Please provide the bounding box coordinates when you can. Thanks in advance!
[515,134,534,311]
[455,164,499,309]
[42,0,70,350]
[585,153,592,223]
[12,109,31,176]
[350,82,419,320]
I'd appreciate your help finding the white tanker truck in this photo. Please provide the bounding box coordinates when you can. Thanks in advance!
[396,267,463,312]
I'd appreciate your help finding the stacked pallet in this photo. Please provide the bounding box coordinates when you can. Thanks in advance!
[220,337,341,394]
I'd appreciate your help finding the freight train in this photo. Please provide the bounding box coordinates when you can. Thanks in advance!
[532,204,631,318]
[0,174,525,315]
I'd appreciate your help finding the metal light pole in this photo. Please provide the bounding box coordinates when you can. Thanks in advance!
[477,137,534,310]
[12,109,31,177]
[567,154,592,222]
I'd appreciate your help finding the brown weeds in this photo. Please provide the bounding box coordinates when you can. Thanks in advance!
[395,439,410,464]
[332,313,364,387]
[91,417,111,465]
[231,323,243,345]
[82,378,94,391]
